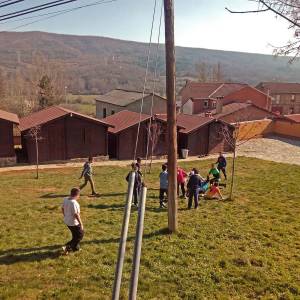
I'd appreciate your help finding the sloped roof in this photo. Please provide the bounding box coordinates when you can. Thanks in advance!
[103,110,152,134]
[95,89,165,106]
[19,106,111,132]
[284,114,300,123]
[157,113,224,134]
[212,102,251,119]
[180,82,247,103]
[0,109,19,124]
[257,82,300,94]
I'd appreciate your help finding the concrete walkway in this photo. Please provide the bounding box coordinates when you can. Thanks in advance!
[1,136,299,173]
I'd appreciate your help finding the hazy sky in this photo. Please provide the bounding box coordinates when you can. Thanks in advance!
[0,0,292,54]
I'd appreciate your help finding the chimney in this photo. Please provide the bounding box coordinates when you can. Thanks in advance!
[216,97,223,114]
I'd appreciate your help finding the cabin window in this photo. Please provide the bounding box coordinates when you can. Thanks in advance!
[212,101,216,108]
[103,108,107,118]
[204,100,209,108]
[291,95,296,102]
[111,110,115,115]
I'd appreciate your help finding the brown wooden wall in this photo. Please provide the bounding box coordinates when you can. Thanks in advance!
[22,116,108,163]
[0,120,15,158]
[186,126,210,156]
[109,120,168,160]
[208,122,233,154]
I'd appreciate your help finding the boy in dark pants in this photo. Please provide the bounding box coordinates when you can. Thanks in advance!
[216,152,227,180]
[62,188,84,254]
[159,164,168,208]
[79,156,97,195]
[126,163,142,206]
[187,168,202,209]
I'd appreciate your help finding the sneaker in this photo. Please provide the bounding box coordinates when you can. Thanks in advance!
[62,246,69,255]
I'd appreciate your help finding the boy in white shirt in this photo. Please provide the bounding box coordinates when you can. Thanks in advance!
[62,188,84,254]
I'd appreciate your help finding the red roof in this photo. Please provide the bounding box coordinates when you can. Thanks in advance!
[103,110,152,134]
[0,109,19,124]
[19,106,111,132]
[180,82,246,104]
[257,82,300,94]
[284,114,300,123]
[157,113,228,134]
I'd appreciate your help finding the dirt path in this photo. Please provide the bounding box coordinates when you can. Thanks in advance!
[238,136,300,166]
[1,136,299,173]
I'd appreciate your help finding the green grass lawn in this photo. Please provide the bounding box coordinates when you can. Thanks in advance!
[0,157,300,299]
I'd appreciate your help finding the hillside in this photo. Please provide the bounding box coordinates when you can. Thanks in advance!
[1,31,300,94]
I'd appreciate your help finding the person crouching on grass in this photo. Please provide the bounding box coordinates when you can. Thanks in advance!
[79,156,97,196]
[62,188,84,254]
[204,182,224,200]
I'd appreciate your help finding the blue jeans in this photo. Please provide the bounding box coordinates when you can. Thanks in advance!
[188,188,199,209]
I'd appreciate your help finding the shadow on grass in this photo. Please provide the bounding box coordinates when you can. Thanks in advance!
[40,193,69,199]
[0,250,61,265]
[87,203,124,210]
[0,228,169,265]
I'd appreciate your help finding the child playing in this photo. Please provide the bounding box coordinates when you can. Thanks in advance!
[177,166,187,198]
[62,188,84,254]
[207,163,221,184]
[159,164,168,208]
[187,168,202,209]
[126,163,142,206]
[216,152,227,180]
[205,182,224,200]
[79,156,97,196]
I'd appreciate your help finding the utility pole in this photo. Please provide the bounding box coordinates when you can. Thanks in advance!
[164,0,177,233]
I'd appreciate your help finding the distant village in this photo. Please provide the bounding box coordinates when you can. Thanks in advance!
[1,80,300,166]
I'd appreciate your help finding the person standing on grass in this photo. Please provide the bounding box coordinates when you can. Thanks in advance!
[126,163,142,207]
[216,152,227,180]
[79,156,97,196]
[177,166,187,198]
[159,164,168,208]
[136,157,142,175]
[187,168,202,209]
[62,188,84,254]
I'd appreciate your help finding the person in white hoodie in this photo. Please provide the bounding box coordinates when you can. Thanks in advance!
[61,188,84,254]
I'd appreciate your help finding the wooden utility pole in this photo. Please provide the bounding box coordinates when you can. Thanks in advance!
[164,0,177,233]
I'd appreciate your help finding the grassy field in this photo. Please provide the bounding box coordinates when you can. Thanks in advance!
[0,157,299,299]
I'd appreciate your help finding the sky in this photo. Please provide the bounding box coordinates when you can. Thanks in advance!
[0,0,292,55]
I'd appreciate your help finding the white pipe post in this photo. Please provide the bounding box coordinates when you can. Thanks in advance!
[129,185,147,300]
[112,171,136,300]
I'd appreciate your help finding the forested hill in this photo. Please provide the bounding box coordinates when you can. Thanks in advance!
[0,31,300,94]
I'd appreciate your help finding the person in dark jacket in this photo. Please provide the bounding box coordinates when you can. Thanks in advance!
[216,152,227,180]
[79,156,97,195]
[126,163,142,206]
[187,168,203,209]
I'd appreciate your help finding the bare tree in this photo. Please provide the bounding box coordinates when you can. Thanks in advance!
[195,61,224,82]
[226,0,300,61]
[220,120,266,200]
[26,125,43,179]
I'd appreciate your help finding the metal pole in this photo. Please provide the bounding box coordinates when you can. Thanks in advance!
[129,185,147,300]
[112,171,136,300]
[164,0,178,233]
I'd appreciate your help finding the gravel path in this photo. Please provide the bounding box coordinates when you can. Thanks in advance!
[238,136,300,166]
[1,136,299,173]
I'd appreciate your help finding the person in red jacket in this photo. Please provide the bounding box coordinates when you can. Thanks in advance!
[177,166,188,198]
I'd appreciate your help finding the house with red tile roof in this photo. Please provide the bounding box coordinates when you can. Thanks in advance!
[20,106,111,163]
[0,109,19,166]
[256,82,300,114]
[200,102,276,124]
[180,82,272,114]
[102,110,173,160]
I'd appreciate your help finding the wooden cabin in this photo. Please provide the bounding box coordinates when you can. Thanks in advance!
[20,106,111,163]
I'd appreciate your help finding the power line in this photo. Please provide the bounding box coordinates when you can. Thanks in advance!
[5,0,117,30]
[0,0,24,8]
[0,0,78,21]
